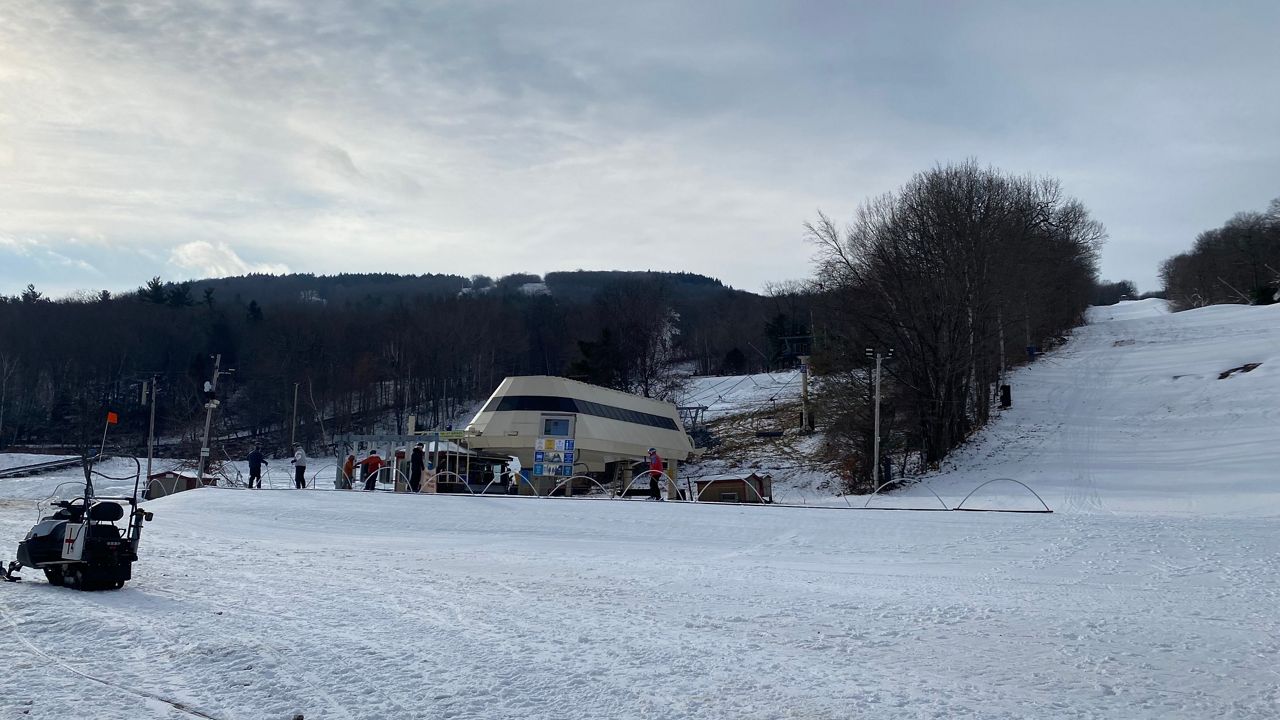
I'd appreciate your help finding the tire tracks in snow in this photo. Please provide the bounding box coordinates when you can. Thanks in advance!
[0,597,223,720]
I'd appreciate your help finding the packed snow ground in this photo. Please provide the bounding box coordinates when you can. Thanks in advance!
[1,300,1279,719]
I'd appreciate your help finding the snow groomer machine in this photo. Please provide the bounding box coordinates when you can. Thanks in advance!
[2,453,154,590]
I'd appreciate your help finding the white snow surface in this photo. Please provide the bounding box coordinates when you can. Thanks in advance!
[0,454,77,472]
[1,299,1279,719]
[918,298,1280,515]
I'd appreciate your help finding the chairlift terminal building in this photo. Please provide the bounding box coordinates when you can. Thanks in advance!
[465,376,696,480]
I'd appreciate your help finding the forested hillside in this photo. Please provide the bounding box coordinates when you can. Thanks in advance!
[0,271,803,453]
[1159,197,1280,309]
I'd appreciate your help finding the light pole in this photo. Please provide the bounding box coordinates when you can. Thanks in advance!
[864,347,893,488]
[195,355,233,485]
[143,375,158,485]
[290,382,300,447]
[798,355,812,432]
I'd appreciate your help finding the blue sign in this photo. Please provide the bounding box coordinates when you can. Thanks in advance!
[534,451,545,463]
[533,463,545,476]
[560,464,573,476]
[563,451,574,463]
[564,440,575,451]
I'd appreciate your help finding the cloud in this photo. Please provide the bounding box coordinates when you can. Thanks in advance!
[0,1,1277,294]
[168,241,289,278]
[0,233,99,274]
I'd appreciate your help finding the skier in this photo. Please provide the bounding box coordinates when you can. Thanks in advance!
[360,450,384,491]
[507,455,523,494]
[646,448,664,500]
[247,445,267,489]
[341,453,356,489]
[409,443,425,493]
[290,444,308,489]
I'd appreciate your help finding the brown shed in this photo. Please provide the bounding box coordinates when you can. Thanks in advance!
[693,472,773,504]
[144,471,213,500]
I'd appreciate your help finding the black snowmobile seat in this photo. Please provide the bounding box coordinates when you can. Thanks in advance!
[88,502,125,522]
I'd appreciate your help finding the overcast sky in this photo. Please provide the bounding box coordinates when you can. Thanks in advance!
[1,1,1277,297]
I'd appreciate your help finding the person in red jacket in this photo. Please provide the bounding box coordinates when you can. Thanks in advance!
[360,450,384,491]
[646,448,664,501]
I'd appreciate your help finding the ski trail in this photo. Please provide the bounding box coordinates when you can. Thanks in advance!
[1060,323,1115,514]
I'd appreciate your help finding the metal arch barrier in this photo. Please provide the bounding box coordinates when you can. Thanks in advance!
[954,478,1053,514]
[475,470,544,497]
[862,478,951,511]
[475,475,505,496]
[429,470,476,495]
[400,467,438,493]
[514,471,544,497]
[304,463,336,490]
[146,477,174,499]
[361,465,412,491]
[619,469,673,499]
[473,470,546,497]
[546,474,615,499]
[693,476,770,504]
[216,447,245,488]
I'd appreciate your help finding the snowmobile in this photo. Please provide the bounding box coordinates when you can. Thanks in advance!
[2,455,154,590]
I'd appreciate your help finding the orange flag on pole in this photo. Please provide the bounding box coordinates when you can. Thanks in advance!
[106,411,119,425]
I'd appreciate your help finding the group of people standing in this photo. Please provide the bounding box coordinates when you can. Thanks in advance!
[340,442,434,493]
[246,444,309,489]
[245,443,435,492]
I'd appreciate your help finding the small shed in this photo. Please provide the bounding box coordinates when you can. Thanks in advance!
[693,472,773,504]
[144,471,213,500]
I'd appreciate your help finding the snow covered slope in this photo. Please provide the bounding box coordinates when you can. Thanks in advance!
[1,301,1278,719]
[922,299,1280,515]
[679,371,801,420]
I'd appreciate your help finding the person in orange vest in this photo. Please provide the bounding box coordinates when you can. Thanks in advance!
[646,448,664,501]
[341,454,356,489]
[360,450,384,491]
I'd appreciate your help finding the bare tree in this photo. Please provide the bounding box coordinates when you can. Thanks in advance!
[808,161,1103,480]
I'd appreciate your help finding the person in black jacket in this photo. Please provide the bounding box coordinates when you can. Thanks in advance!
[247,446,267,489]
[409,443,426,493]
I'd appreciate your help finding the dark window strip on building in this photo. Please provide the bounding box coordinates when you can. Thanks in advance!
[485,395,679,431]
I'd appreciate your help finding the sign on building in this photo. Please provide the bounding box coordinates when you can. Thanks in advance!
[534,438,576,476]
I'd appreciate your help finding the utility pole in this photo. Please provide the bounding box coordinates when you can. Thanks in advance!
[864,347,893,488]
[143,376,158,485]
[290,382,300,447]
[798,355,812,432]
[195,354,225,486]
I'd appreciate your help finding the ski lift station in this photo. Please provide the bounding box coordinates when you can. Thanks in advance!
[465,375,696,494]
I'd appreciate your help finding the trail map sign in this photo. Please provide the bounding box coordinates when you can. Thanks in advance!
[533,437,576,477]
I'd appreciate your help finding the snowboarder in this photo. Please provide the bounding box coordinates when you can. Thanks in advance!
[409,443,425,493]
[360,450,384,491]
[341,454,356,489]
[646,448,664,500]
[247,445,267,489]
[290,444,308,489]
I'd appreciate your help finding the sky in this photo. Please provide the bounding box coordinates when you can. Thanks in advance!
[1,1,1277,298]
